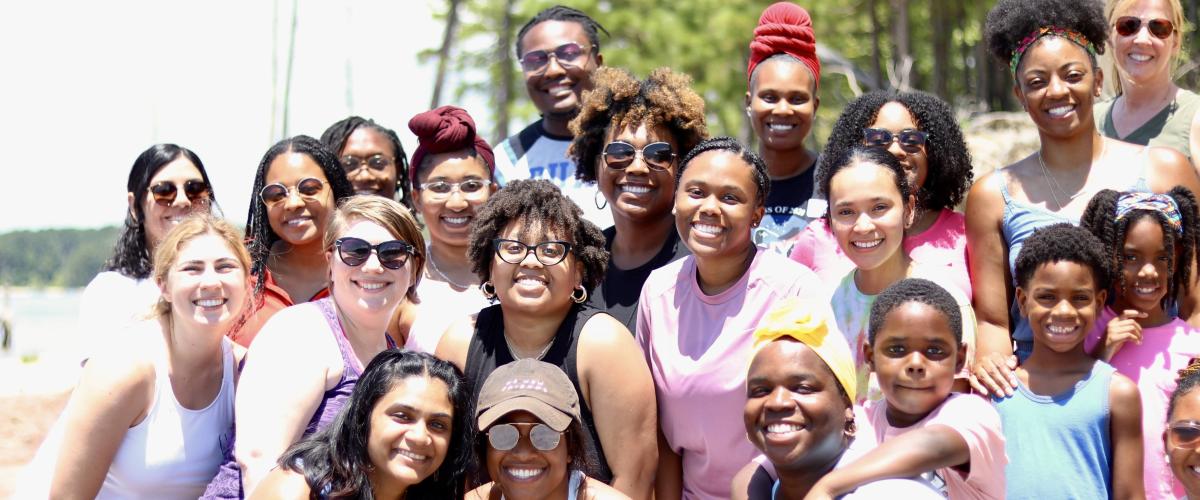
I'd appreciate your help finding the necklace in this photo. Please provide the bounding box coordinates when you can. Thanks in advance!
[1036,139,1106,210]
[504,332,554,361]
[427,248,473,289]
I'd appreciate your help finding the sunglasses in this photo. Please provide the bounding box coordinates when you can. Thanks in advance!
[1115,17,1175,39]
[422,179,492,199]
[259,177,325,206]
[863,128,929,152]
[334,237,415,270]
[487,422,563,451]
[148,179,210,207]
[519,42,591,72]
[602,141,676,171]
[1168,422,1200,450]
[340,154,393,172]
[493,239,572,266]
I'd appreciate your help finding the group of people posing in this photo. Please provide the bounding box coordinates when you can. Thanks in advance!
[22,0,1200,498]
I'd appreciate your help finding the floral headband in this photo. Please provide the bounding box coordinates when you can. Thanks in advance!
[1115,192,1184,235]
[1009,26,1098,77]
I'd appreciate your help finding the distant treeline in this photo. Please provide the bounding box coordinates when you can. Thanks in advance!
[0,226,121,288]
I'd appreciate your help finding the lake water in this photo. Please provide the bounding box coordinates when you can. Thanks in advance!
[1,288,82,361]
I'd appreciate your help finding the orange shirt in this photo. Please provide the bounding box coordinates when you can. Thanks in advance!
[227,269,330,347]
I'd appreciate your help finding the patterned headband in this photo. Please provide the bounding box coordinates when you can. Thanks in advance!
[1009,26,1098,77]
[1115,192,1184,235]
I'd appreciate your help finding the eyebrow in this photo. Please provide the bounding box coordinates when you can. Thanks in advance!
[834,197,890,206]
[389,403,452,420]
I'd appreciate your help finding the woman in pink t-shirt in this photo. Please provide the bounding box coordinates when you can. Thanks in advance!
[637,137,827,500]
[790,90,974,299]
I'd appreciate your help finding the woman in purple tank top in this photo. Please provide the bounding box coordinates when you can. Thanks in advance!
[205,196,425,497]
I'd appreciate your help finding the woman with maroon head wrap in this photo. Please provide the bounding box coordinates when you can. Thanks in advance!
[401,106,499,353]
[745,2,824,256]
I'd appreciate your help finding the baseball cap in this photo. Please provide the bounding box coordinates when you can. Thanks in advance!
[475,358,581,432]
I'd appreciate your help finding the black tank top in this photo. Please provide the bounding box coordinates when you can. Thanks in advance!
[465,303,613,483]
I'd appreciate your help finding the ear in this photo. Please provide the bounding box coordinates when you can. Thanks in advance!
[157,276,169,303]
[862,341,875,371]
[411,191,424,213]
[813,94,821,113]
[744,91,752,110]
[1096,288,1108,308]
[904,194,917,228]
[842,405,856,439]
[1015,286,1029,317]
[1093,67,1104,97]
[594,52,603,67]
[753,205,766,227]
[955,341,968,373]
[127,191,139,222]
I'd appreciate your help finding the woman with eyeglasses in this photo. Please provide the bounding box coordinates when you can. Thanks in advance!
[1167,360,1200,499]
[320,115,414,206]
[791,90,974,300]
[567,66,706,331]
[78,144,216,363]
[436,179,656,499]
[1097,0,1200,170]
[229,135,354,346]
[202,196,423,497]
[402,106,498,353]
[969,0,1200,397]
[466,359,630,500]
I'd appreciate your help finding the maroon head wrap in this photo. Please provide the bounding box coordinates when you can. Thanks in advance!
[407,105,495,186]
[747,2,820,87]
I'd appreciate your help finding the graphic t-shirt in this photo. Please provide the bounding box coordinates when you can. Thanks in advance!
[495,119,613,228]
[754,159,824,256]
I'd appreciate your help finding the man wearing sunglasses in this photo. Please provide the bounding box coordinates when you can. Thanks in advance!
[494,5,613,228]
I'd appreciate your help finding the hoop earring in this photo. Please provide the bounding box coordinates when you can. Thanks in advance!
[481,281,497,300]
[594,191,608,210]
[571,285,588,304]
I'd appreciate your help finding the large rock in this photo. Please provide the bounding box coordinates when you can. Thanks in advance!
[961,111,1040,180]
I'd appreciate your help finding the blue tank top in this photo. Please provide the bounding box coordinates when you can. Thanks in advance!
[995,361,1116,499]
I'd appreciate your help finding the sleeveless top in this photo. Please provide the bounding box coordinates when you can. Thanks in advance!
[500,470,584,500]
[466,303,613,483]
[995,361,1116,500]
[98,336,236,499]
[1096,89,1200,160]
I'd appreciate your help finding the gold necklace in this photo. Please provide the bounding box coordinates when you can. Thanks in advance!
[504,333,553,361]
[1036,140,1105,210]
[427,248,473,289]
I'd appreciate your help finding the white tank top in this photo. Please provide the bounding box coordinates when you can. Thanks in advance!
[96,336,236,499]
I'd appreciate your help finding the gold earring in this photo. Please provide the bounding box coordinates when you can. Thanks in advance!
[481,281,497,300]
[571,285,588,304]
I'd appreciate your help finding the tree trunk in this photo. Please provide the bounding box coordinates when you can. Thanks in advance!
[868,0,884,89]
[281,0,299,137]
[891,0,911,89]
[430,0,461,108]
[932,0,950,99]
[493,0,515,142]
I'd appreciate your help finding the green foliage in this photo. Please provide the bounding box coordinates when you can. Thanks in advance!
[0,227,120,287]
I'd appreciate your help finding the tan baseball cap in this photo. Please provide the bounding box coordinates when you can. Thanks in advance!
[475,359,582,432]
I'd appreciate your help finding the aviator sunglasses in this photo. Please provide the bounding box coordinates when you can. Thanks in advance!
[1168,421,1200,450]
[519,42,591,72]
[334,237,415,270]
[1114,17,1175,39]
[259,177,326,206]
[602,141,676,171]
[863,128,929,152]
[149,179,210,206]
[487,422,563,451]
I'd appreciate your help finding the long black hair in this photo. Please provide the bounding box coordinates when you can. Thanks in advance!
[245,135,354,295]
[278,350,471,499]
[105,144,217,280]
[319,116,414,211]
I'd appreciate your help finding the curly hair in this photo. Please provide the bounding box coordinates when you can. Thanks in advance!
[245,135,355,296]
[985,0,1108,69]
[677,136,771,206]
[569,66,709,183]
[868,278,963,346]
[1080,187,1199,311]
[319,116,414,211]
[819,90,972,212]
[467,179,608,292]
[816,146,912,219]
[516,5,609,57]
[279,350,471,499]
[1014,223,1111,290]
[105,144,218,280]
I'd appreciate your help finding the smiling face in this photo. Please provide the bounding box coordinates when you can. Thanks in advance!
[868,102,928,194]
[366,375,454,495]
[1167,387,1200,495]
[138,157,209,249]
[744,340,852,471]
[747,59,817,153]
[1115,217,1171,315]
[160,233,248,330]
[1014,37,1103,138]
[413,152,495,250]
[675,151,764,260]
[867,302,964,428]
[486,410,572,500]
[1016,261,1106,354]
[328,218,415,320]
[264,153,335,247]
[828,161,912,273]
[1112,0,1181,86]
[490,221,581,316]
[597,122,678,225]
[339,127,399,198]
[519,20,600,119]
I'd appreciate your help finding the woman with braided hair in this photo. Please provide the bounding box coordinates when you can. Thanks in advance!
[320,115,414,207]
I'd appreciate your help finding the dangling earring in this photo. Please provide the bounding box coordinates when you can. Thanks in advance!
[571,285,588,304]
[594,191,607,210]
[481,281,497,300]
[745,106,752,118]
[845,419,857,438]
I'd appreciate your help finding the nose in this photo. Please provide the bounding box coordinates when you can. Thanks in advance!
[406,422,433,446]
[903,352,927,376]
[772,100,793,115]
[1051,298,1077,318]
[283,187,305,210]
[886,138,907,159]
[698,194,721,215]
[852,212,876,233]
[1138,260,1158,279]
[765,386,795,410]
[444,186,470,210]
[1046,75,1070,98]
[519,247,545,268]
[360,249,386,273]
[543,55,567,78]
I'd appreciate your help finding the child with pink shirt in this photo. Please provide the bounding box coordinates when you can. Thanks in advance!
[1081,188,1200,500]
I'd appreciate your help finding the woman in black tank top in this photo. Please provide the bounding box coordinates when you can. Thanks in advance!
[435,180,657,499]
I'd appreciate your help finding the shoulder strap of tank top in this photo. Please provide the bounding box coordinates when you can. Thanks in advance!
[315,298,360,375]
[992,168,1013,204]
[555,304,601,372]
[568,469,584,500]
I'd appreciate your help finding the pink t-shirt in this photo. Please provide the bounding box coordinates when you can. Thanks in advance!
[864,393,1007,500]
[636,249,829,500]
[1084,307,1200,500]
[790,209,972,300]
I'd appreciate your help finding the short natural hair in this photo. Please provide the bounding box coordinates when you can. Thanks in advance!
[1014,223,1111,290]
[151,214,251,318]
[324,196,426,302]
[868,278,962,346]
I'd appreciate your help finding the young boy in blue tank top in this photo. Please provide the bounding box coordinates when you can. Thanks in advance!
[995,224,1144,499]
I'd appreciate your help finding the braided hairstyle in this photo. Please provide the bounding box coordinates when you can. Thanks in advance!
[985,0,1108,70]
[515,5,609,57]
[245,135,354,295]
[1080,187,1200,310]
[677,136,771,207]
[1170,358,1200,421]
[319,116,413,211]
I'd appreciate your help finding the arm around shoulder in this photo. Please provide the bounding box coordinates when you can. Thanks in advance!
[1108,372,1145,500]
[964,171,1018,397]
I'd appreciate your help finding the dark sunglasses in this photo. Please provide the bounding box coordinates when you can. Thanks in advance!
[148,180,210,207]
[863,128,929,152]
[519,42,590,72]
[602,141,676,171]
[341,154,393,172]
[1115,16,1175,39]
[493,239,572,266]
[334,237,415,270]
[259,177,325,206]
[487,422,563,451]
[1168,422,1200,450]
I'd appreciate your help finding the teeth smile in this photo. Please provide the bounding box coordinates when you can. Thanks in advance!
[767,123,796,131]
[1047,325,1076,335]
[1135,286,1158,294]
[1129,54,1152,62]
[285,217,311,227]
[507,467,545,479]
[852,239,882,249]
[1047,105,1074,117]
[765,422,803,434]
[444,216,469,224]
[694,223,723,235]
[622,185,652,194]
[395,449,428,461]
[195,298,224,308]
[358,281,388,290]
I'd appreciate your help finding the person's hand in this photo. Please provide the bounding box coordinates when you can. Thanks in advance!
[970,351,1019,398]
[1100,310,1146,361]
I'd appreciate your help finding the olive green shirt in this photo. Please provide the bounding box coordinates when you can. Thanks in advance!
[1096,88,1200,160]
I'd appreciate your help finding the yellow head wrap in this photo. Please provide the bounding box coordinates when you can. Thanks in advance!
[751,297,857,404]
